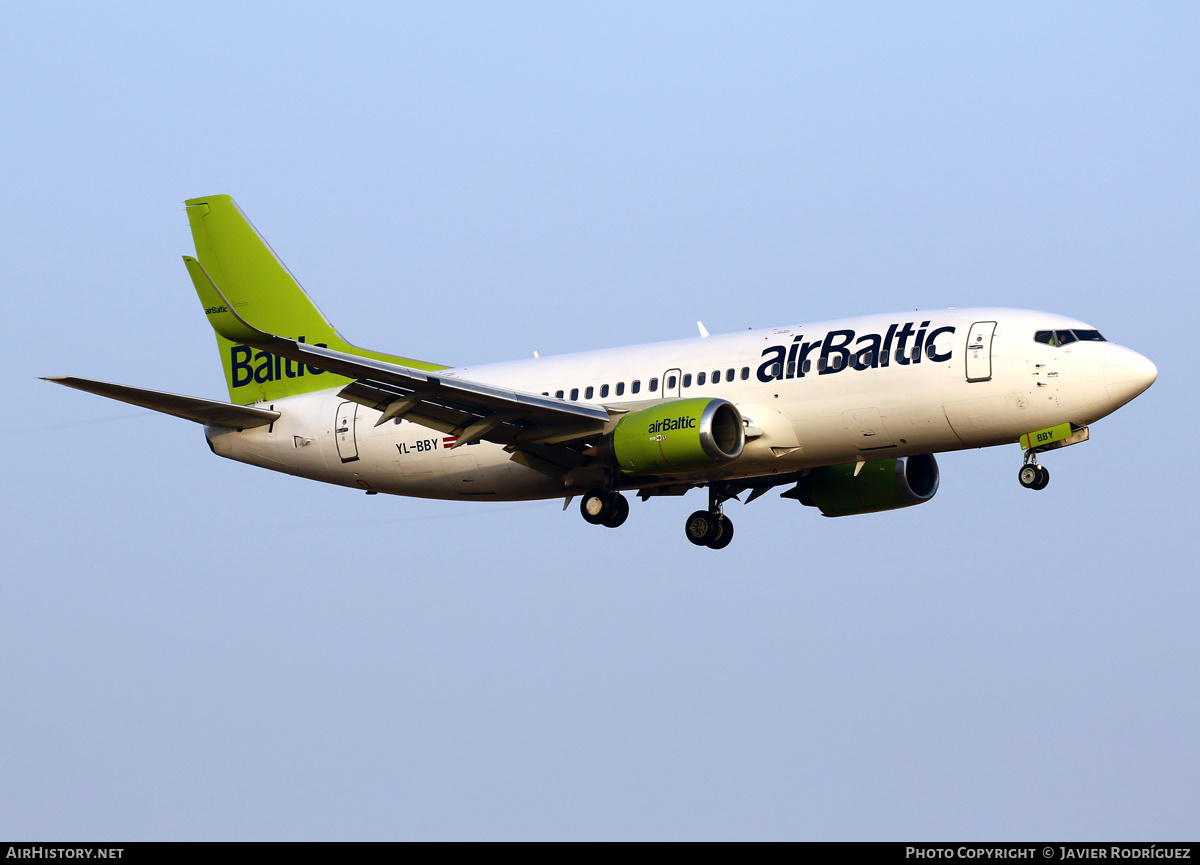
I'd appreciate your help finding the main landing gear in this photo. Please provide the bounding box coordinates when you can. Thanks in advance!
[580,489,629,528]
[1018,456,1050,490]
[579,482,739,548]
[685,484,736,550]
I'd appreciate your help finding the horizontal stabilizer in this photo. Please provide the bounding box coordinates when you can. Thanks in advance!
[43,377,280,429]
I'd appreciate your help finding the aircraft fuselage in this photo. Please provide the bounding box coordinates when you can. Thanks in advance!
[204,307,1156,501]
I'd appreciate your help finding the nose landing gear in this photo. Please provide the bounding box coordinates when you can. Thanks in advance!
[1017,423,1090,491]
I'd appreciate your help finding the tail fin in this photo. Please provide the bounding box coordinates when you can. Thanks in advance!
[184,194,445,404]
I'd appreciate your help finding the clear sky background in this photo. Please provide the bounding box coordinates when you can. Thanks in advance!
[2,2,1196,840]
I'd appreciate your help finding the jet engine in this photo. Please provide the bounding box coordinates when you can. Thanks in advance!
[786,454,940,517]
[602,398,745,474]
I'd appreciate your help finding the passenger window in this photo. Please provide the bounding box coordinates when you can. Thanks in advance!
[616,382,625,396]
[585,386,594,399]
[633,380,642,394]
[697,372,706,386]
[1056,330,1078,345]
[712,370,721,383]
[682,374,692,388]
[649,378,658,392]
[570,388,579,400]
[771,362,783,378]
[1034,331,1053,345]
[555,390,564,399]
[541,391,549,396]
[803,360,812,373]
[786,362,795,377]
[740,367,749,380]
[1073,329,1106,341]
[727,368,735,381]
[911,347,920,361]
[818,357,827,371]
[925,343,937,359]
[667,375,677,389]
[600,384,609,398]
[880,350,889,365]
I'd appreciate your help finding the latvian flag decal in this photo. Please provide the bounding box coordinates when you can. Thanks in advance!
[442,436,458,449]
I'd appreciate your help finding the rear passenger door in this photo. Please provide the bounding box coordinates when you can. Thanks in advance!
[334,400,359,462]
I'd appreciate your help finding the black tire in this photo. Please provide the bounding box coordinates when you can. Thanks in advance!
[1032,464,1050,490]
[580,489,614,525]
[1018,465,1040,488]
[685,510,718,546]
[706,515,734,549]
[602,494,629,528]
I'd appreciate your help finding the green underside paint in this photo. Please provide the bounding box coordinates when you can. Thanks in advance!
[612,398,724,474]
[184,194,448,405]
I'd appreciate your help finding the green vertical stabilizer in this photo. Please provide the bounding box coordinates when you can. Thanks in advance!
[184,194,446,404]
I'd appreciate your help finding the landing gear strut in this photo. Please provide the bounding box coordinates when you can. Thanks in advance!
[684,484,736,549]
[580,488,629,528]
[1018,454,1050,490]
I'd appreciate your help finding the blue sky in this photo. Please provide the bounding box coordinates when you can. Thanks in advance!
[2,2,1197,839]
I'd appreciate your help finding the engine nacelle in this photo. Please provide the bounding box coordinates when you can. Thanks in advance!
[788,454,940,517]
[605,398,745,475]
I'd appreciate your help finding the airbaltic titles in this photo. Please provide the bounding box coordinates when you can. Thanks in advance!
[755,320,955,381]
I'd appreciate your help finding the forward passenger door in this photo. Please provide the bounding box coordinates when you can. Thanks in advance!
[965,321,997,382]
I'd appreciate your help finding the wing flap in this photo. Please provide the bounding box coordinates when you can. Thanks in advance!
[43,377,280,429]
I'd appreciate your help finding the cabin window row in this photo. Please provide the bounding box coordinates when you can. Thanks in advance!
[665,367,751,391]
[544,367,753,402]
[549,381,646,401]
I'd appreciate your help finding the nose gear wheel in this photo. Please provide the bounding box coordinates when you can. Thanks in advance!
[1018,454,1051,490]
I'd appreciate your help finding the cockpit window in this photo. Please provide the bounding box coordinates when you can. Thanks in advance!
[1034,329,1104,346]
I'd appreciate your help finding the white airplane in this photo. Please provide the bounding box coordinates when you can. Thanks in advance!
[46,195,1157,548]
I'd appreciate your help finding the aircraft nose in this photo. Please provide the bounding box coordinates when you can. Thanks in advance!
[1103,344,1158,408]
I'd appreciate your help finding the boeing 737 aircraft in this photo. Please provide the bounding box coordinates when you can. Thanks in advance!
[46,195,1157,548]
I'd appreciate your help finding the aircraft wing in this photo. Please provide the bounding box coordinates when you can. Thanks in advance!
[187,257,613,447]
[43,376,280,429]
[287,338,612,445]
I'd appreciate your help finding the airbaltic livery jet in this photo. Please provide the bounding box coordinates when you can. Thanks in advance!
[47,195,1158,549]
